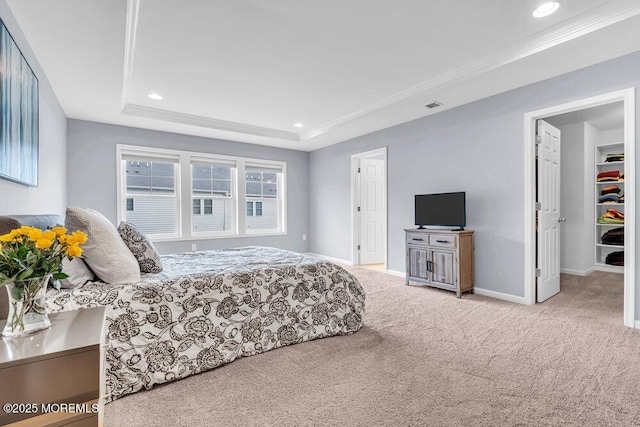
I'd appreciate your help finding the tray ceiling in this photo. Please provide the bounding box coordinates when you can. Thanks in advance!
[7,0,640,151]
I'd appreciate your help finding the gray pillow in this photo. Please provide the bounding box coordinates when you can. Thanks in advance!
[58,257,95,289]
[65,207,141,284]
[117,222,163,273]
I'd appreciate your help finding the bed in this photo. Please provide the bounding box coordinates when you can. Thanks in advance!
[0,216,365,402]
[53,247,365,402]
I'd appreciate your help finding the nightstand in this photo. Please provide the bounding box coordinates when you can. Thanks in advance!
[0,307,105,426]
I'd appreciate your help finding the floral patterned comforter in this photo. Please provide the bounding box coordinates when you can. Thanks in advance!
[46,247,365,402]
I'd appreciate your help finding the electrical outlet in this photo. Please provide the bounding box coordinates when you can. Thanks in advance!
[191,243,197,251]
[302,234,307,241]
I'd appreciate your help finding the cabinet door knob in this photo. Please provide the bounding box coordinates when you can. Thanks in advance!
[558,217,567,223]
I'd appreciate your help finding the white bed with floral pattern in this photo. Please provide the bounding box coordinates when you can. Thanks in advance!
[46,246,365,402]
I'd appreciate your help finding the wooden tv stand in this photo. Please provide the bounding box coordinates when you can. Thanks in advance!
[404,228,474,298]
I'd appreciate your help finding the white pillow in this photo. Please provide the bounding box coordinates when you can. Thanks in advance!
[58,257,95,289]
[65,207,141,284]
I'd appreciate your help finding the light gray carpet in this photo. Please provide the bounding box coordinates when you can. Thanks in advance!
[105,268,640,426]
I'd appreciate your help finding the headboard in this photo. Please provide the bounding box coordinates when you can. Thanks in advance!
[0,214,64,321]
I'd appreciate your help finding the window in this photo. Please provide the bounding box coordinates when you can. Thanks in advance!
[245,165,283,232]
[193,198,214,215]
[191,161,236,234]
[117,145,286,241]
[246,201,263,217]
[203,199,213,215]
[121,154,180,238]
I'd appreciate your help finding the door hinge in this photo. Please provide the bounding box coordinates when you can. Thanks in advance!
[357,245,361,250]
[535,268,541,277]
[357,167,361,173]
[535,202,541,211]
[535,135,542,145]
[357,206,361,212]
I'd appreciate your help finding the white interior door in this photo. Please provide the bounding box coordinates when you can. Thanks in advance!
[359,158,385,265]
[537,120,562,302]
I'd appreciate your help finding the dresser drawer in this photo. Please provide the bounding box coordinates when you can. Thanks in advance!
[429,234,457,248]
[406,233,428,245]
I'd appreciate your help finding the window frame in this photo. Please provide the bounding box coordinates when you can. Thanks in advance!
[117,144,287,242]
[117,147,182,240]
[244,165,284,234]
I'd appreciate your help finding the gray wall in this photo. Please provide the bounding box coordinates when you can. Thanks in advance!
[555,122,594,275]
[309,50,640,308]
[0,2,67,215]
[67,120,309,254]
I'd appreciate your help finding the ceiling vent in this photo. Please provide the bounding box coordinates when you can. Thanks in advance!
[425,101,443,109]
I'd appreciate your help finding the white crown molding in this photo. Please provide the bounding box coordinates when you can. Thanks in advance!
[122,103,300,141]
[299,2,640,141]
[121,0,140,109]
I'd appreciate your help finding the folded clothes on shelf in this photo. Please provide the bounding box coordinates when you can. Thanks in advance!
[597,170,622,182]
[605,251,624,266]
[598,209,625,224]
[601,227,624,246]
[600,185,622,196]
[599,195,621,203]
[605,153,624,162]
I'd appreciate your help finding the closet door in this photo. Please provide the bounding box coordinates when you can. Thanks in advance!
[536,120,561,302]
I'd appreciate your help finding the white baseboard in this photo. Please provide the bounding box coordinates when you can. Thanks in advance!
[560,267,596,276]
[305,252,353,266]
[473,287,527,305]
[635,320,640,329]
[386,269,406,278]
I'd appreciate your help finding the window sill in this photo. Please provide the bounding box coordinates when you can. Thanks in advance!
[151,231,288,243]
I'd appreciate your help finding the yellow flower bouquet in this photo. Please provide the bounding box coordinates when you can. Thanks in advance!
[0,226,88,337]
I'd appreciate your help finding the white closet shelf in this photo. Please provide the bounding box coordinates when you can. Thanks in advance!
[595,142,625,273]
[596,161,624,166]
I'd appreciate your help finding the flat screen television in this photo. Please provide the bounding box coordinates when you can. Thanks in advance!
[415,192,466,230]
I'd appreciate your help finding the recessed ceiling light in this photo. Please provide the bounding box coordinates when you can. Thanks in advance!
[533,2,560,18]
[147,93,163,100]
[294,123,304,128]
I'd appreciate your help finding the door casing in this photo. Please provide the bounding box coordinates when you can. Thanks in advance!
[523,88,636,327]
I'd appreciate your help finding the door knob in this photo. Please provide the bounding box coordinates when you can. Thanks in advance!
[558,217,567,223]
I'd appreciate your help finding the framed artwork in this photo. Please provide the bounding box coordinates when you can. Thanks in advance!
[0,18,39,187]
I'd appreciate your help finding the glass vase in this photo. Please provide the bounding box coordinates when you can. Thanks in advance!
[2,274,52,338]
